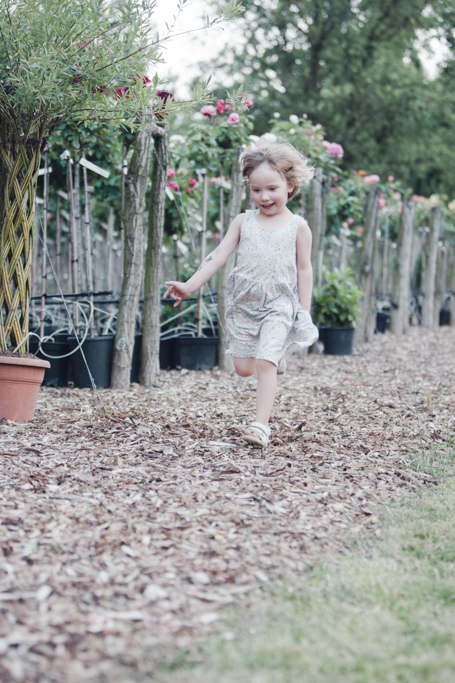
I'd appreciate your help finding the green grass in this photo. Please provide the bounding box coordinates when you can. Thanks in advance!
[407,437,455,478]
[155,456,455,683]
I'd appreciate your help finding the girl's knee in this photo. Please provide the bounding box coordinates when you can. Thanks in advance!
[234,358,255,377]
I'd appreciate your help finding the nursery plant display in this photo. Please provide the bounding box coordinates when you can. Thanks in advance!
[312,267,363,355]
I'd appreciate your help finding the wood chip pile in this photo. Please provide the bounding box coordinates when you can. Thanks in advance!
[1,327,454,682]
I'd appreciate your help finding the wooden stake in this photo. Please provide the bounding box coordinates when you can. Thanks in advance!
[107,201,114,293]
[81,149,95,335]
[197,170,208,338]
[56,197,62,286]
[40,147,49,340]
[217,148,243,372]
[381,211,389,295]
[421,207,440,328]
[355,185,380,344]
[390,198,415,335]
[308,167,323,285]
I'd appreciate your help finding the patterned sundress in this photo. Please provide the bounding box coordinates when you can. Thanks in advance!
[225,210,319,366]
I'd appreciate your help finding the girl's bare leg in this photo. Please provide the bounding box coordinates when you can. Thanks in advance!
[234,357,256,377]
[254,359,277,425]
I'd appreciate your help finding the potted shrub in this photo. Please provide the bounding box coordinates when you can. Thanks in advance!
[0,0,167,418]
[312,267,363,355]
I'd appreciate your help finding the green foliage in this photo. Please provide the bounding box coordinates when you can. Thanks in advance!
[207,0,455,197]
[0,0,244,135]
[312,267,363,328]
[1,0,159,132]
[163,103,253,239]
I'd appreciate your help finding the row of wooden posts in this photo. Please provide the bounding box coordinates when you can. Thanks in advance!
[32,129,454,387]
[306,167,454,343]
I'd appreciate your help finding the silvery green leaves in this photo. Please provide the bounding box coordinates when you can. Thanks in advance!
[0,0,243,135]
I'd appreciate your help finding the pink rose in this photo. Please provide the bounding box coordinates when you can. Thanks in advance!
[313,123,322,131]
[167,168,176,178]
[347,217,355,226]
[378,198,386,209]
[216,99,225,114]
[333,173,339,183]
[188,178,197,187]
[241,93,253,108]
[227,112,240,125]
[225,104,231,112]
[327,142,344,158]
[388,175,394,182]
[337,185,344,192]
[364,174,380,184]
[214,232,220,242]
[200,105,217,117]
[168,181,179,192]
[321,140,330,148]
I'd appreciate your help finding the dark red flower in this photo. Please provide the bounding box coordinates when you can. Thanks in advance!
[154,91,174,120]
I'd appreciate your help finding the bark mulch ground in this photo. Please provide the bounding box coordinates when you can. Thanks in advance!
[1,327,454,682]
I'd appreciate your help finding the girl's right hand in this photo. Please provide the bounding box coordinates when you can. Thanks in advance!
[163,281,191,307]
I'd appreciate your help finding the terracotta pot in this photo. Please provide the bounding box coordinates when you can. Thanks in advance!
[0,355,50,421]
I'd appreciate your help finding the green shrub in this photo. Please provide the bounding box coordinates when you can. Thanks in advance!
[312,267,363,328]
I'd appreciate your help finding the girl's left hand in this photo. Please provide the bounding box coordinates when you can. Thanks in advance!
[163,281,190,307]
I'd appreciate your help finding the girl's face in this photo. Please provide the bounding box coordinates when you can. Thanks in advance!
[249,162,294,217]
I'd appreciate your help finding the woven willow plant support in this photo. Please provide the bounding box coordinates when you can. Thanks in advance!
[0,129,43,352]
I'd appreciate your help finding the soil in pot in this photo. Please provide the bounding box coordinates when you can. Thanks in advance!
[0,355,50,421]
[321,328,354,355]
[67,335,114,389]
[176,337,219,371]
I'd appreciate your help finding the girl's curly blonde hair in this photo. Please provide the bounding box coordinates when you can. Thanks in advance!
[240,140,314,199]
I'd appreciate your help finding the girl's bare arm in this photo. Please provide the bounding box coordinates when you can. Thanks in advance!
[163,214,243,306]
[296,219,313,311]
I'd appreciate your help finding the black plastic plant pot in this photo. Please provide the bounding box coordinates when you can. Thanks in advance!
[29,336,70,387]
[131,334,142,383]
[176,336,219,371]
[376,312,390,334]
[439,309,450,326]
[321,328,354,356]
[160,338,177,370]
[202,324,219,338]
[67,334,114,389]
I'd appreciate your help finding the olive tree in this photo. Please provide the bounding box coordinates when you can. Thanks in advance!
[0,0,241,353]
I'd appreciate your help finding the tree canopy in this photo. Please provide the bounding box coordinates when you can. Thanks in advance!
[208,0,455,196]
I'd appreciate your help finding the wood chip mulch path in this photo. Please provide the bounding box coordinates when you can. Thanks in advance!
[1,327,454,682]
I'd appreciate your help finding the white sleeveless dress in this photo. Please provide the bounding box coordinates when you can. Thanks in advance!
[225,210,319,365]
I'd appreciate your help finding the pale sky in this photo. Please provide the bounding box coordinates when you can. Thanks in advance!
[152,0,239,96]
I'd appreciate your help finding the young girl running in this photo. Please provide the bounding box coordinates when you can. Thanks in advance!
[163,141,318,448]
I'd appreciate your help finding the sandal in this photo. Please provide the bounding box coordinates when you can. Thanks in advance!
[243,422,271,448]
